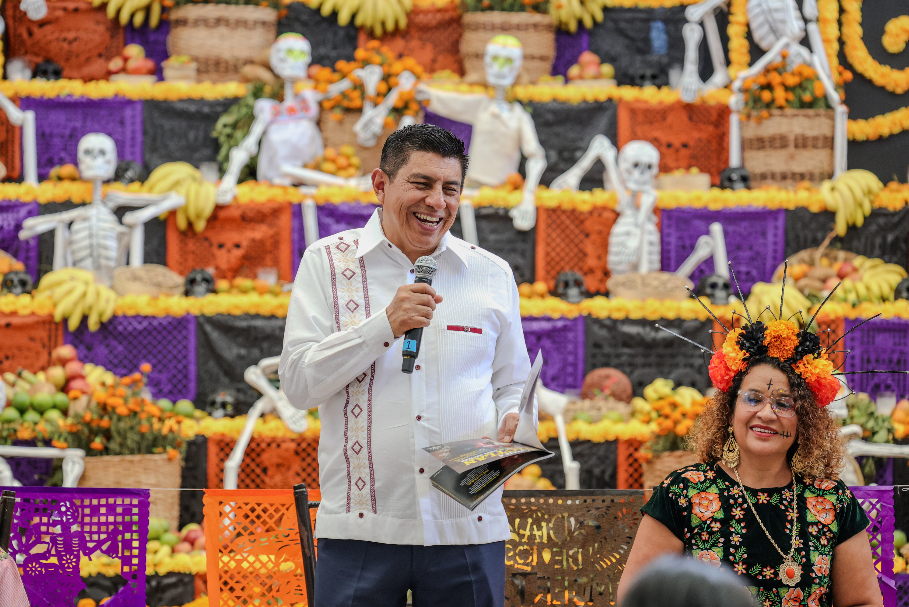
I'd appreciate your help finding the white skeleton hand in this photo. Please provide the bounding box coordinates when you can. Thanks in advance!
[509,199,537,232]
[20,0,47,20]
[354,71,417,148]
[215,183,237,205]
[550,168,584,192]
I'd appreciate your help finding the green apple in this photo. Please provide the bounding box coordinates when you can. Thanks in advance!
[31,393,53,414]
[22,410,42,423]
[895,530,907,551]
[53,392,70,412]
[11,391,30,413]
[173,399,195,417]
[0,407,21,423]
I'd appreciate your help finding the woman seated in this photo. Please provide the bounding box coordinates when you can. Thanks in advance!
[617,316,882,607]
[0,546,29,606]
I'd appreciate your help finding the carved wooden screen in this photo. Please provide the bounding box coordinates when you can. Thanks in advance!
[503,489,645,606]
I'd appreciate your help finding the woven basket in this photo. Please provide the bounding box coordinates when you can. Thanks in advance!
[318,111,423,174]
[460,12,555,84]
[112,264,185,297]
[167,5,278,83]
[642,450,700,490]
[606,271,694,301]
[656,173,712,192]
[79,453,183,532]
[163,61,198,83]
[563,397,631,423]
[772,247,857,281]
[741,109,834,189]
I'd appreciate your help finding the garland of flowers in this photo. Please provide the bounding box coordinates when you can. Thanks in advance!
[537,417,653,443]
[818,0,840,73]
[0,79,246,101]
[883,16,909,54]
[726,0,750,78]
[80,553,207,578]
[842,0,909,94]
[197,413,320,440]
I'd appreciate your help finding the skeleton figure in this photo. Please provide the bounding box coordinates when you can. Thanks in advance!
[411,35,547,232]
[218,34,409,201]
[18,134,185,286]
[678,0,847,175]
[551,136,660,274]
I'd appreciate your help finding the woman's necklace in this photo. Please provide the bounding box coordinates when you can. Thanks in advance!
[733,466,801,587]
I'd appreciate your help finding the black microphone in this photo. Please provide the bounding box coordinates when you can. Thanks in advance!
[402,255,438,374]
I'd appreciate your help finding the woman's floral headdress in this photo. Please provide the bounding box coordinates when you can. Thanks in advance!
[658,262,887,409]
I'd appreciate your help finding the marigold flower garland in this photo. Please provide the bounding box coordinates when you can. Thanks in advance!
[818,0,840,72]
[883,16,909,54]
[0,79,247,101]
[726,0,750,78]
[842,0,909,94]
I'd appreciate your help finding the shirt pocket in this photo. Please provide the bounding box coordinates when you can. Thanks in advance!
[442,322,491,379]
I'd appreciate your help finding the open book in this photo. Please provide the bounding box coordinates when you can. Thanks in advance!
[423,352,553,510]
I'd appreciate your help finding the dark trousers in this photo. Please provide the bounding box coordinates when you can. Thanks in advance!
[314,538,506,607]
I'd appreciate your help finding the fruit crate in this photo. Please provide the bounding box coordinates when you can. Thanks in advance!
[616,438,643,490]
[206,434,319,490]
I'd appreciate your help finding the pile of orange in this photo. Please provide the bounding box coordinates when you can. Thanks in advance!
[518,281,549,299]
[214,277,285,296]
[305,146,362,178]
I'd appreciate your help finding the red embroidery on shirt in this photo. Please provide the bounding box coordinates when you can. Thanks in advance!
[447,325,483,334]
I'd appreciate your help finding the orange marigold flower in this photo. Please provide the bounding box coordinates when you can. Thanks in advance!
[802,94,814,103]
[90,441,104,451]
[115,405,130,417]
[760,89,773,103]
[99,418,111,429]
[813,80,825,98]
[107,397,124,408]
[764,320,799,360]
[83,412,93,423]
[115,387,127,397]
[139,412,148,420]
[78,599,97,607]
[167,448,180,461]
[140,363,152,374]
[139,424,150,433]
[721,329,747,373]
[68,390,82,400]
[51,440,68,449]
[793,355,834,383]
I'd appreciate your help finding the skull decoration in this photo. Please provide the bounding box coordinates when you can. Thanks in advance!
[269,33,311,81]
[618,141,660,193]
[1,271,33,295]
[720,167,751,190]
[114,160,147,185]
[696,273,733,305]
[33,60,62,81]
[184,268,215,298]
[207,390,237,419]
[77,133,117,182]
[555,270,587,304]
[630,55,669,88]
[895,278,909,301]
[484,35,523,88]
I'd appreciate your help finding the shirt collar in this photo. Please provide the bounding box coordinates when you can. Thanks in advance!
[356,208,468,268]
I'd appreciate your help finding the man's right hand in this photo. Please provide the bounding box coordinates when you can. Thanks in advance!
[386,283,443,337]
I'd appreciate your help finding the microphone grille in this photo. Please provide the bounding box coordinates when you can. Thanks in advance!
[413,256,438,279]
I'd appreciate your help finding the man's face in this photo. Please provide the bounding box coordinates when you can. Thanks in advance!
[373,151,462,263]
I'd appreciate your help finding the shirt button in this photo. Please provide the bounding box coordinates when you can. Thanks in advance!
[359,513,364,518]
[415,365,421,370]
[338,236,344,240]
[387,244,392,248]
[477,516,482,521]
[384,342,389,347]
[419,468,424,474]
[410,269,414,274]
[471,246,476,249]
[416,415,422,421]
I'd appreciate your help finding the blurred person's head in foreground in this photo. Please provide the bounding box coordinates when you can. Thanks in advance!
[620,555,755,607]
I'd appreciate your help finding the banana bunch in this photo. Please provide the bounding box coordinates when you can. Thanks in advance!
[745,281,813,324]
[820,169,884,237]
[309,0,411,37]
[142,162,217,234]
[846,256,908,303]
[550,0,607,34]
[642,378,674,403]
[36,269,117,333]
[94,0,163,28]
[84,363,117,390]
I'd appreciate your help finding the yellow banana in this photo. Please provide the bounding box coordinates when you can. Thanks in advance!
[175,205,188,232]
[38,271,77,293]
[149,0,162,28]
[83,280,97,311]
[852,255,868,270]
[184,179,201,224]
[68,298,86,332]
[87,304,102,333]
[853,280,868,301]
[54,284,86,323]
[133,7,147,28]
[51,280,83,305]
[119,0,139,26]
[107,0,128,21]
[862,258,885,271]
[820,180,837,211]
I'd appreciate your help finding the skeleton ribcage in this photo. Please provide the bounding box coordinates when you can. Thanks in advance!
[69,204,120,273]
[747,0,805,51]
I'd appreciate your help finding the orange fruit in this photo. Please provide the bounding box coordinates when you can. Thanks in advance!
[324,147,338,161]
[531,281,549,297]
[253,279,270,295]
[518,283,533,298]
[334,155,350,170]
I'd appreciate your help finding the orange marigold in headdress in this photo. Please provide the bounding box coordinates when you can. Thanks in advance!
[763,320,799,360]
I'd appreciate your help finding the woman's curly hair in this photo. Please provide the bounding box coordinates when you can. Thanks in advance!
[688,355,845,479]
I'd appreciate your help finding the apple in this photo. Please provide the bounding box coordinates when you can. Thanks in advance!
[45,366,67,390]
[65,378,91,394]
[64,360,84,380]
[308,64,320,79]
[577,50,600,67]
[122,44,146,61]
[183,528,204,546]
[837,261,856,279]
[51,345,78,366]
[137,57,157,76]
[600,63,615,79]
[581,64,601,80]
[125,57,146,76]
[193,536,206,551]
[824,276,840,291]
[108,57,125,74]
[173,541,193,554]
[566,64,582,81]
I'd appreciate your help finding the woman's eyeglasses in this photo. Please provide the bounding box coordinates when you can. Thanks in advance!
[737,389,797,418]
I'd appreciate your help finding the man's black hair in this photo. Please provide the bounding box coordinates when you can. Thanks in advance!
[379,124,469,183]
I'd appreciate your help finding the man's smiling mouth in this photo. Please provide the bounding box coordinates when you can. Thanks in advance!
[414,212,443,225]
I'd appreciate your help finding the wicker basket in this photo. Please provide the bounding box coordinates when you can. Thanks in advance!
[163,61,198,84]
[112,264,185,297]
[167,5,278,83]
[318,111,423,174]
[563,397,631,423]
[642,450,700,490]
[460,12,555,84]
[656,173,712,192]
[741,109,834,189]
[772,247,857,281]
[79,453,183,532]
[607,271,694,301]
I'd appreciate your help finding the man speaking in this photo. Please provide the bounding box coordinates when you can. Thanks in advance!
[279,124,532,607]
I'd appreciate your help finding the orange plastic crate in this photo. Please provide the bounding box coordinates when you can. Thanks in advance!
[207,434,320,491]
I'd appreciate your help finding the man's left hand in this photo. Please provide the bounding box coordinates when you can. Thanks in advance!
[497,412,519,443]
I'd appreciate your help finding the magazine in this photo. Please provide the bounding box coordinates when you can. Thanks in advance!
[423,352,553,510]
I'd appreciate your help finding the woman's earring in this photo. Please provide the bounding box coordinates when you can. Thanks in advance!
[791,449,807,475]
[722,426,740,468]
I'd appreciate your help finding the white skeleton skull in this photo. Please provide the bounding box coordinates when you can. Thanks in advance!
[618,141,660,193]
[77,133,117,182]
[484,35,523,88]
[270,33,311,81]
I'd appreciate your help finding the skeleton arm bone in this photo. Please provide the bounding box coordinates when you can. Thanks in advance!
[245,358,308,433]
[510,109,548,231]
[117,193,186,267]
[19,207,91,239]
[413,83,488,125]
[354,71,417,148]
[803,11,847,176]
[216,105,272,203]
[19,0,47,20]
